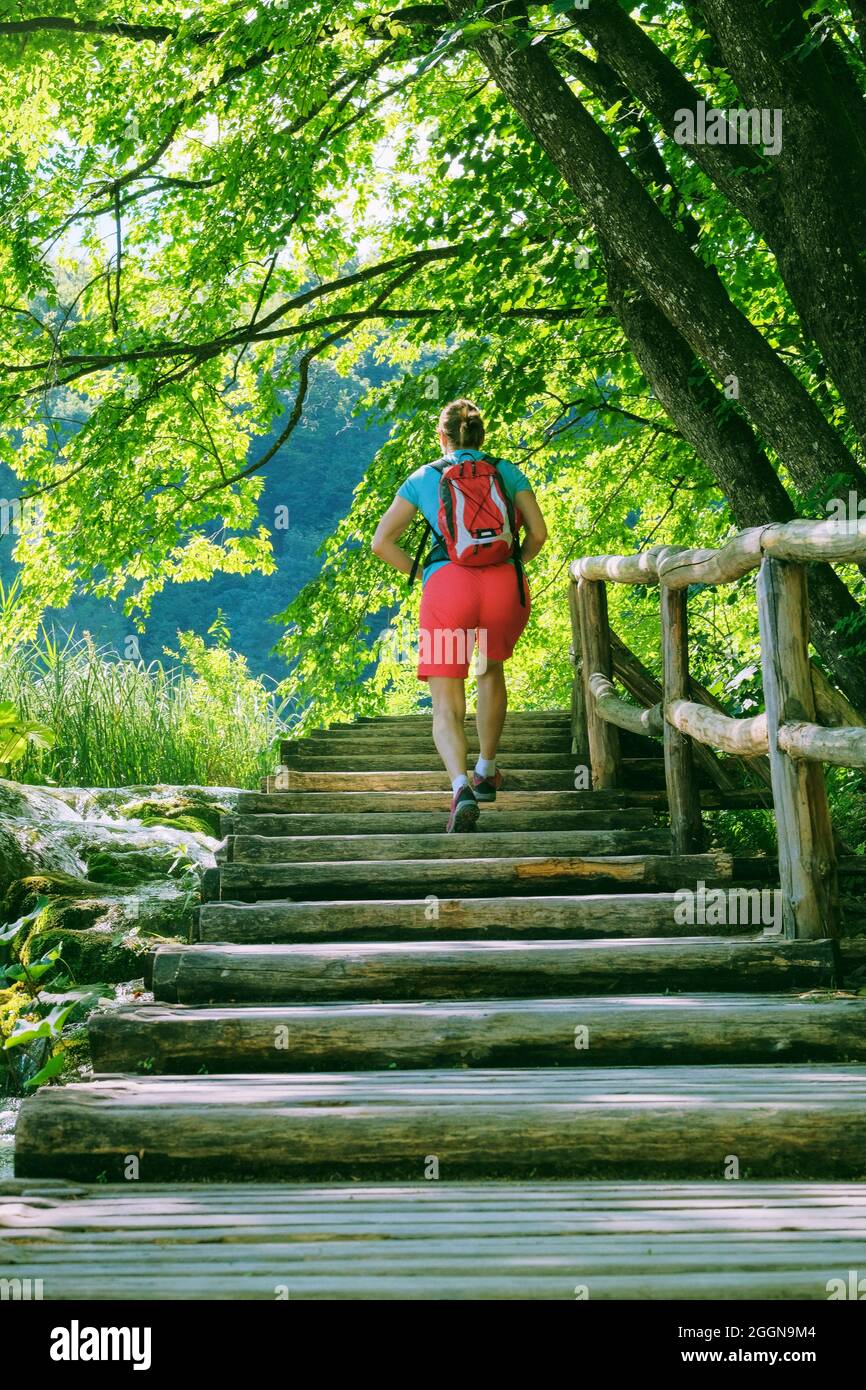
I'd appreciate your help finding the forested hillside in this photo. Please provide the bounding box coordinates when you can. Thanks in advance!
[1,359,387,677]
[1,0,865,729]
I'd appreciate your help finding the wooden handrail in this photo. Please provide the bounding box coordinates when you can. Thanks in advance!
[572,517,866,588]
[666,701,768,757]
[587,674,664,737]
[568,515,866,940]
[778,722,866,767]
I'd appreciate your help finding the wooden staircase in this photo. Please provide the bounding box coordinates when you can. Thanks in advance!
[6,709,866,1297]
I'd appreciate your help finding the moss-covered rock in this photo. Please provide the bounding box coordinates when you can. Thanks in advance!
[117,793,229,837]
[22,921,146,982]
[2,872,110,923]
[0,777,240,1096]
[84,844,199,886]
[138,812,216,835]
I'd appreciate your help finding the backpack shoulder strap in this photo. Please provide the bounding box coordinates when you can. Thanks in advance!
[407,459,449,587]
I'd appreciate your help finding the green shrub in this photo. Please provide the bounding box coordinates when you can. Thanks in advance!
[0,623,295,788]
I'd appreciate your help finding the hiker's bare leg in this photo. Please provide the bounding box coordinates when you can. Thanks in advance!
[476,659,507,760]
[429,676,467,781]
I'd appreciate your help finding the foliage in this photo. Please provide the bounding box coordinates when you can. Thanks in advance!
[0,699,54,770]
[0,899,111,1093]
[1,623,292,787]
[0,0,864,728]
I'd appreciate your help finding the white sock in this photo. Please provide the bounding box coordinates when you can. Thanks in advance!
[475,757,496,778]
[451,773,469,794]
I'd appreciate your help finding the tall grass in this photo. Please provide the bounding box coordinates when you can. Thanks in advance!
[1,627,295,789]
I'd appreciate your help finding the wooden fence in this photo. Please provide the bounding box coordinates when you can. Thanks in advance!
[568,518,866,941]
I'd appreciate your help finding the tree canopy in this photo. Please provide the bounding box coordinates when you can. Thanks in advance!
[2,0,865,721]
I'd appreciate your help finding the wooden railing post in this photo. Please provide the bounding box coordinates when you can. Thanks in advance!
[567,580,589,762]
[576,576,620,788]
[660,586,703,853]
[756,556,839,940]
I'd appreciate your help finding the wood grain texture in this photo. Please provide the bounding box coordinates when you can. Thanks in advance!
[667,700,769,757]
[588,673,664,737]
[609,629,756,789]
[661,587,704,855]
[286,731,572,753]
[218,850,733,902]
[4,1180,865,1300]
[15,1066,866,1180]
[197,892,733,943]
[571,518,866,591]
[263,760,676,793]
[568,579,590,762]
[234,787,771,814]
[778,720,866,768]
[809,661,866,727]
[223,808,657,838]
[150,936,835,1004]
[577,577,621,789]
[88,994,866,1073]
[756,557,840,940]
[281,751,575,771]
[571,548,668,585]
[229,828,672,864]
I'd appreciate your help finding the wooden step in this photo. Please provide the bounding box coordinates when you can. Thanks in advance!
[198,892,746,942]
[292,733,573,753]
[218,850,734,901]
[234,787,771,814]
[3,1179,864,1299]
[151,936,835,1003]
[228,829,672,864]
[341,710,569,726]
[15,1066,866,1180]
[263,760,676,793]
[88,994,866,1074]
[294,729,658,758]
[222,809,658,838]
[282,751,578,771]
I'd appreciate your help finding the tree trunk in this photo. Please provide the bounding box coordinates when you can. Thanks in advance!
[448,1,866,503]
[602,245,866,704]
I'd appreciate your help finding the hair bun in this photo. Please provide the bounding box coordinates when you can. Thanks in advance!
[439,398,485,449]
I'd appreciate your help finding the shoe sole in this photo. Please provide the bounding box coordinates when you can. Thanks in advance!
[473,787,497,803]
[447,799,480,833]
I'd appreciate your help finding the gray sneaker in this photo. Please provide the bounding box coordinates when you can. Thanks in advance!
[446,784,480,833]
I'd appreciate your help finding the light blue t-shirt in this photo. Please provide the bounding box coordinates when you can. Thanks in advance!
[398,448,531,584]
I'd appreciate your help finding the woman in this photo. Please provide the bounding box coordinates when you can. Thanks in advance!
[372,398,548,832]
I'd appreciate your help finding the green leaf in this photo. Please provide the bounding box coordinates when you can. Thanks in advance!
[0,897,50,944]
[23,1053,66,1088]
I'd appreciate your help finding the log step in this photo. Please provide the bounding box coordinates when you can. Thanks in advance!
[151,936,835,1004]
[234,787,771,814]
[337,710,569,726]
[228,829,673,864]
[263,760,681,793]
[222,809,658,837]
[217,850,735,900]
[15,1066,866,1180]
[2,1179,864,1300]
[281,752,579,771]
[87,994,866,1074]
[291,733,574,754]
[197,892,743,942]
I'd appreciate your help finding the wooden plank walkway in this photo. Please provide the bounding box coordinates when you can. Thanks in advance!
[2,1181,865,1299]
[9,709,864,1297]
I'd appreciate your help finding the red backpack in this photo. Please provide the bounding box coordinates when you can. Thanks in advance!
[409,454,526,605]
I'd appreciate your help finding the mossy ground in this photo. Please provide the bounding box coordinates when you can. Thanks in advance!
[117,795,228,838]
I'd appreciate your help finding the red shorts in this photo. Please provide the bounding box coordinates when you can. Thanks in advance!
[417,562,531,679]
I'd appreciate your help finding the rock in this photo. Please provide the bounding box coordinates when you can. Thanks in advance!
[0,779,245,983]
[0,779,248,1095]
